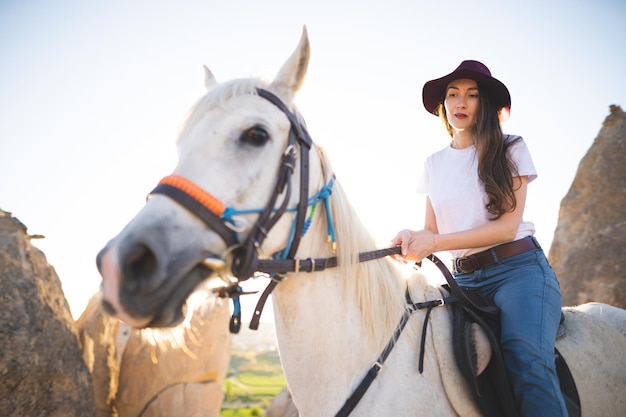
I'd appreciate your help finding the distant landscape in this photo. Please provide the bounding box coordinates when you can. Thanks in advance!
[221,323,287,416]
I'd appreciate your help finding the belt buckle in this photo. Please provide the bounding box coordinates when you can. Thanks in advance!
[454,256,478,274]
[453,258,466,273]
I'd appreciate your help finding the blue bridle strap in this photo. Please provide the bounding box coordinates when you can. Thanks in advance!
[221,175,337,252]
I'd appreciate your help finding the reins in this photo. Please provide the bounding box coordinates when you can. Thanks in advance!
[248,246,403,329]
[334,252,464,417]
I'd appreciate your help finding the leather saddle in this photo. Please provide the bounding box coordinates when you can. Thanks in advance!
[448,284,581,417]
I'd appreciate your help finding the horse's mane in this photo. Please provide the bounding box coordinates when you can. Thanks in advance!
[321,151,408,345]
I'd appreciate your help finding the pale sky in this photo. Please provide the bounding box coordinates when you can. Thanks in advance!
[1,0,624,319]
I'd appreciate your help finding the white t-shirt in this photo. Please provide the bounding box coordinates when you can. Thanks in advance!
[417,135,537,258]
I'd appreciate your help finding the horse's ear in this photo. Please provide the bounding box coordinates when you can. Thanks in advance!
[269,26,310,102]
[204,65,218,90]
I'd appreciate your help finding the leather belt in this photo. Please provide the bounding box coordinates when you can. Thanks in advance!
[453,236,540,274]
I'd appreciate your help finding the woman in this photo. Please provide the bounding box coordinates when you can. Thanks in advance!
[392,60,567,417]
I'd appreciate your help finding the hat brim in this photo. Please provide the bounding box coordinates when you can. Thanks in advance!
[422,69,511,116]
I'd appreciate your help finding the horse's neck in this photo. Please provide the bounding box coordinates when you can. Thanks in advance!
[270,216,420,415]
[271,215,371,341]
[271,265,378,415]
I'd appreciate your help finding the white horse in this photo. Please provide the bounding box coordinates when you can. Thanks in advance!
[97,28,626,417]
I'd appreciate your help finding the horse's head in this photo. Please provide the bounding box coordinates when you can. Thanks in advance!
[97,28,325,328]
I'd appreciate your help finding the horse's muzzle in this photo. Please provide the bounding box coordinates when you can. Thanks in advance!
[97,238,215,328]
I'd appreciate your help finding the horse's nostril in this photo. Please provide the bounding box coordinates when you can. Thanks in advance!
[122,243,157,293]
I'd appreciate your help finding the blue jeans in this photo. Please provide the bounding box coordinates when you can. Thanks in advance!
[454,240,568,417]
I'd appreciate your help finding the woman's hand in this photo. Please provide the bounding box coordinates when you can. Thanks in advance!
[391,229,437,262]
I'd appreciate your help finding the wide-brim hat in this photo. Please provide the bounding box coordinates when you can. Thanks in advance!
[422,60,511,116]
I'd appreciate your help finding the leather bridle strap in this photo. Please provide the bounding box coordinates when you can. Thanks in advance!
[231,88,313,280]
[257,88,312,259]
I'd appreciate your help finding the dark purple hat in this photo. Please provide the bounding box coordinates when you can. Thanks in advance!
[422,60,511,116]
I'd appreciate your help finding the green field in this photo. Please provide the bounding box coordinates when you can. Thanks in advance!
[221,407,264,417]
[221,349,287,416]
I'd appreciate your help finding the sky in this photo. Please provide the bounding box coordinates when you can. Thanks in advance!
[1,0,625,320]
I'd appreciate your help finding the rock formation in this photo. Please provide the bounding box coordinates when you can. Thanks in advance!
[0,209,96,417]
[0,207,233,416]
[77,288,232,417]
[548,105,626,308]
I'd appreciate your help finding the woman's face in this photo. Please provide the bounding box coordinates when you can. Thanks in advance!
[443,78,480,133]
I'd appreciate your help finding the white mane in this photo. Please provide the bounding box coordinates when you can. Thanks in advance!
[320,150,408,345]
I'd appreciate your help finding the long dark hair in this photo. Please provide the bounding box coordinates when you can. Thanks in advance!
[438,84,520,219]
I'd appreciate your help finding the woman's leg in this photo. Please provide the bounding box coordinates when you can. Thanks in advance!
[486,250,568,417]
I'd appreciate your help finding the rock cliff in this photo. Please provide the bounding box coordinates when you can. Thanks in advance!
[0,210,96,417]
[548,105,626,308]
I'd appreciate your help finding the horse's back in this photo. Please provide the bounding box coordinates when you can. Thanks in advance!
[571,302,626,337]
[557,304,626,416]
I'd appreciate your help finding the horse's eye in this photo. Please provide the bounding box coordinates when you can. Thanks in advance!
[240,126,270,147]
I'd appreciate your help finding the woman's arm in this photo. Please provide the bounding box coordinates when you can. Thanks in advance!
[424,195,439,234]
[392,176,529,261]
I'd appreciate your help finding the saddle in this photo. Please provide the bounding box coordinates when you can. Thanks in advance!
[446,285,581,417]
[424,254,581,417]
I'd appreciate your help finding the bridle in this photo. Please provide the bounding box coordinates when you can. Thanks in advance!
[152,89,312,279]
[149,88,336,327]
[147,86,475,417]
[150,87,412,330]
[153,89,322,268]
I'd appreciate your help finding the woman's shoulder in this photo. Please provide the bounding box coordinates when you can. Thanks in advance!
[504,134,530,153]
[504,133,524,143]
[503,134,538,179]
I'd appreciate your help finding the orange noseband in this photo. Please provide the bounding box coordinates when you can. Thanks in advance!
[158,175,226,216]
